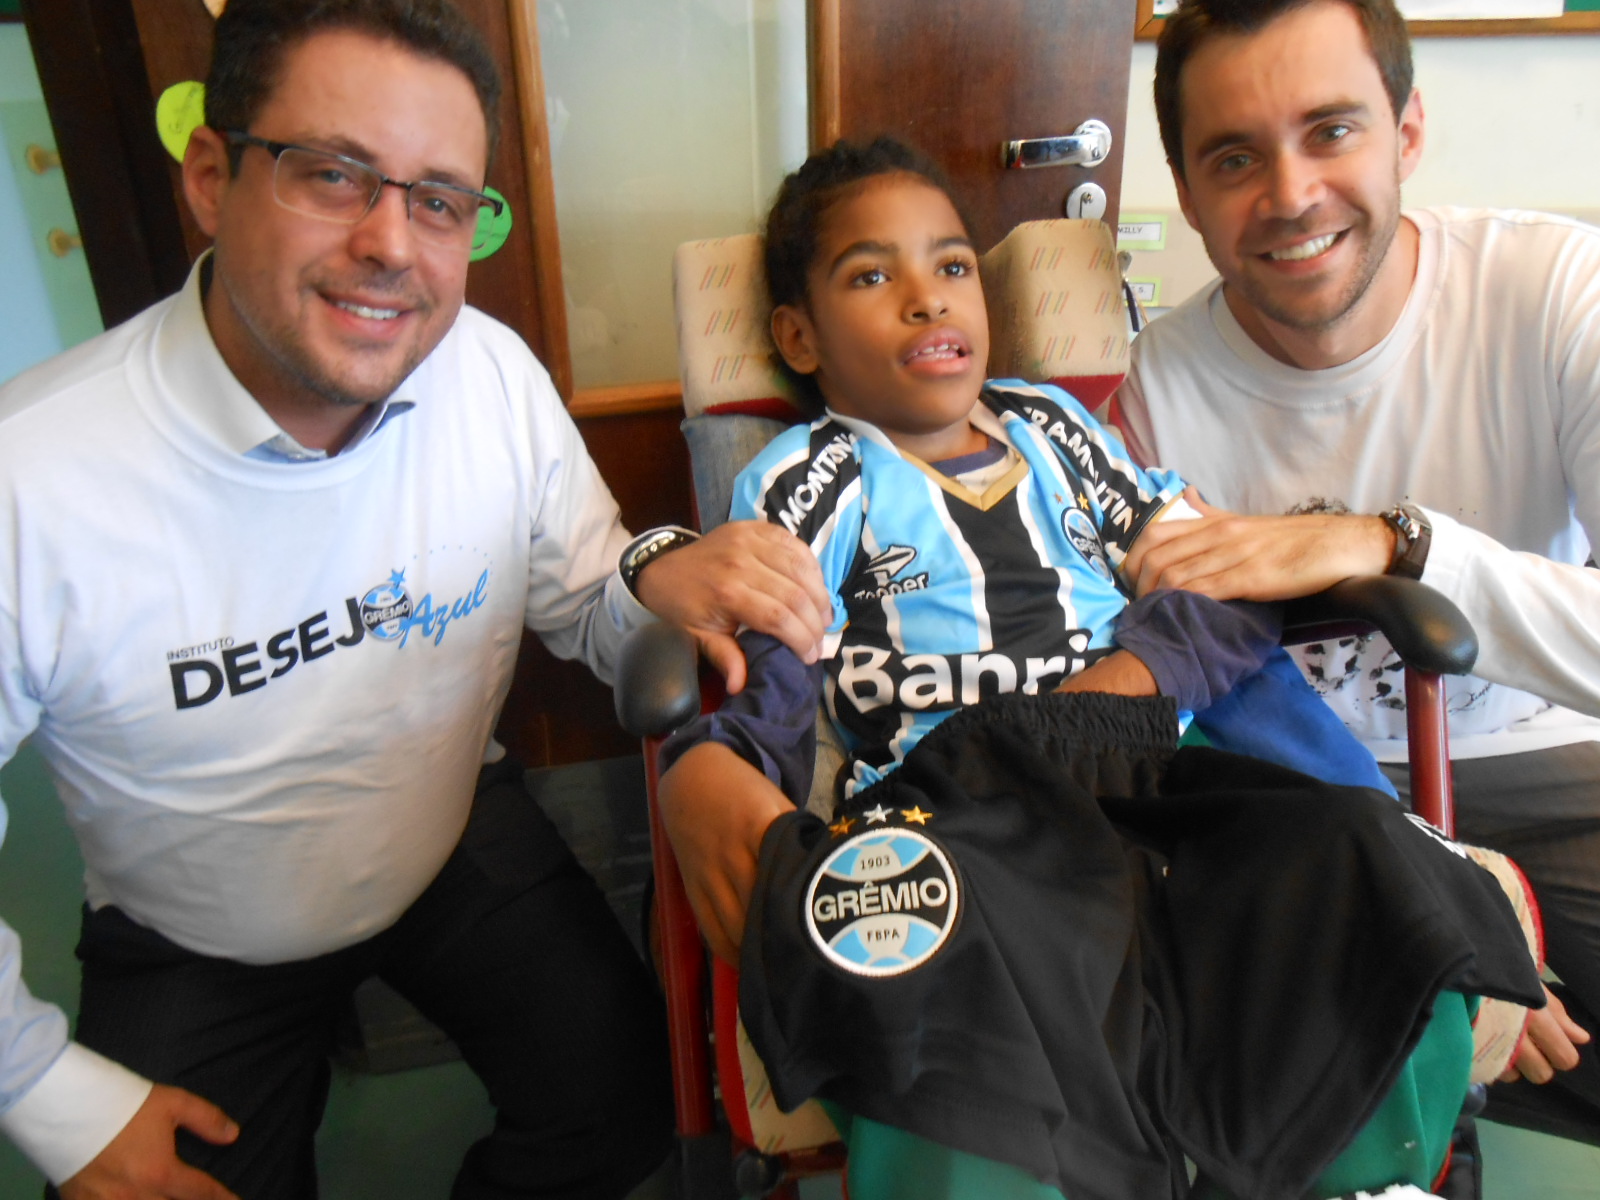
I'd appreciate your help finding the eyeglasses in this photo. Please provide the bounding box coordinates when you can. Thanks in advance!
[223,131,503,246]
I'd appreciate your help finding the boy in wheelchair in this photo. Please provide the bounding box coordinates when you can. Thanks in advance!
[658,137,1545,1200]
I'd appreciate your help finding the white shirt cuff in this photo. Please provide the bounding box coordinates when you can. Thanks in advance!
[1413,505,1460,591]
[608,569,657,628]
[0,1042,152,1184]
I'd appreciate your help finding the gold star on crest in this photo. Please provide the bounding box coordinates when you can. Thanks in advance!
[1076,492,1092,511]
[829,816,856,837]
[899,806,932,825]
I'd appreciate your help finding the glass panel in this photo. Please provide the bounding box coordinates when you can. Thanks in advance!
[538,0,807,389]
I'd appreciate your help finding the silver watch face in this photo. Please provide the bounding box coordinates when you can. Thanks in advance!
[622,528,697,588]
[1386,506,1421,543]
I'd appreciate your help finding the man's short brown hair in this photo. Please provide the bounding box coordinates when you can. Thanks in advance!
[1154,0,1413,179]
[207,0,502,166]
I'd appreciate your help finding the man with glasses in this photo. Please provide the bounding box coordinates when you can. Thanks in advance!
[221,131,508,246]
[0,2,829,1199]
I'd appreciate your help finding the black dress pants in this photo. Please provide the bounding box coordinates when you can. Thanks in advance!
[55,761,672,1200]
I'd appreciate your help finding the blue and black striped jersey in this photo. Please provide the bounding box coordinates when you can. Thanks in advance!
[733,380,1186,795]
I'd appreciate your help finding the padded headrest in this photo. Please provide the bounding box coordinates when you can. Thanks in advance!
[981,219,1129,410]
[672,218,1129,421]
[672,236,799,421]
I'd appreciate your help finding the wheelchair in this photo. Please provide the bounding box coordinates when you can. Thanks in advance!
[618,218,1481,1200]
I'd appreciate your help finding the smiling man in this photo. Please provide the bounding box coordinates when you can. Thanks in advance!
[1113,0,1600,1178]
[0,2,832,1199]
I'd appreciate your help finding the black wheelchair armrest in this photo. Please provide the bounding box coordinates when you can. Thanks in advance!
[613,622,703,738]
[1281,577,1478,676]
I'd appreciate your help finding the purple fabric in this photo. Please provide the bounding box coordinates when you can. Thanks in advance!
[1114,589,1282,714]
[931,436,1007,477]
[658,631,823,806]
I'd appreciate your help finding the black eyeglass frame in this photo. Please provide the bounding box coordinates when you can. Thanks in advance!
[221,131,504,226]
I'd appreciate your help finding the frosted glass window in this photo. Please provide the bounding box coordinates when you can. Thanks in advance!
[538,0,807,388]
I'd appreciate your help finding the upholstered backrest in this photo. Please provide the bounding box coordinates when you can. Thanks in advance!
[671,236,798,422]
[979,218,1129,410]
[671,217,1130,429]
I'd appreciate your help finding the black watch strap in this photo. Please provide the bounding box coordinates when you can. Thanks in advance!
[619,525,701,599]
[1379,503,1431,580]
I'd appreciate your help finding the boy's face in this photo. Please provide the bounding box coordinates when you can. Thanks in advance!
[772,175,988,453]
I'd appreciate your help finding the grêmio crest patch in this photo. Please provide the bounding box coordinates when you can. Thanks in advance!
[804,827,959,977]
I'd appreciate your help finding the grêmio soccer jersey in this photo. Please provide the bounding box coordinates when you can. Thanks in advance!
[731,381,1185,796]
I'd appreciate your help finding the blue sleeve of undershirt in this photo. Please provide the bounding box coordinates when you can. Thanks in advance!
[1192,648,1398,796]
[1112,591,1394,794]
[657,630,824,806]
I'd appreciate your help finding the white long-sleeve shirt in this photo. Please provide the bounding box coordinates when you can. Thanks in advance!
[0,261,652,1180]
[1116,207,1600,763]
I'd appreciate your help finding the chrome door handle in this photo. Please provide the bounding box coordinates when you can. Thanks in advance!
[1001,120,1112,170]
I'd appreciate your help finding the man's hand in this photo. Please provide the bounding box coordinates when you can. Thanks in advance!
[1501,984,1592,1084]
[60,1084,239,1200]
[658,742,794,963]
[1055,649,1159,698]
[634,521,831,693]
[1124,492,1395,603]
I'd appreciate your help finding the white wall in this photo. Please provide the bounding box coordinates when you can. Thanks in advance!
[1121,35,1600,308]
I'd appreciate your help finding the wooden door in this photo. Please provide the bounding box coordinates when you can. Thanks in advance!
[814,0,1134,251]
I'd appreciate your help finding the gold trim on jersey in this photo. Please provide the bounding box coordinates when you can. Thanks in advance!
[906,452,1028,512]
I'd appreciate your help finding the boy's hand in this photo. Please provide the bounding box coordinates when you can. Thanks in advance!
[1124,492,1394,602]
[1501,984,1591,1084]
[658,742,794,963]
[1054,649,1158,698]
[634,522,832,693]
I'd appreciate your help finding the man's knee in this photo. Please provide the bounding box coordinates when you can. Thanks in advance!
[455,1051,673,1200]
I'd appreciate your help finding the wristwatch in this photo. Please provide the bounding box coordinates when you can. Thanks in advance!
[1378,503,1431,580]
[619,525,701,599]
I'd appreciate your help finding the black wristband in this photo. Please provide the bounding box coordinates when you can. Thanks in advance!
[619,525,701,599]
[1379,504,1432,581]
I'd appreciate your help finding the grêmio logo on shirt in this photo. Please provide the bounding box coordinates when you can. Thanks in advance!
[166,566,489,711]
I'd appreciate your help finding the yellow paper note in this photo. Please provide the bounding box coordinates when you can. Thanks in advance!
[156,81,207,163]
